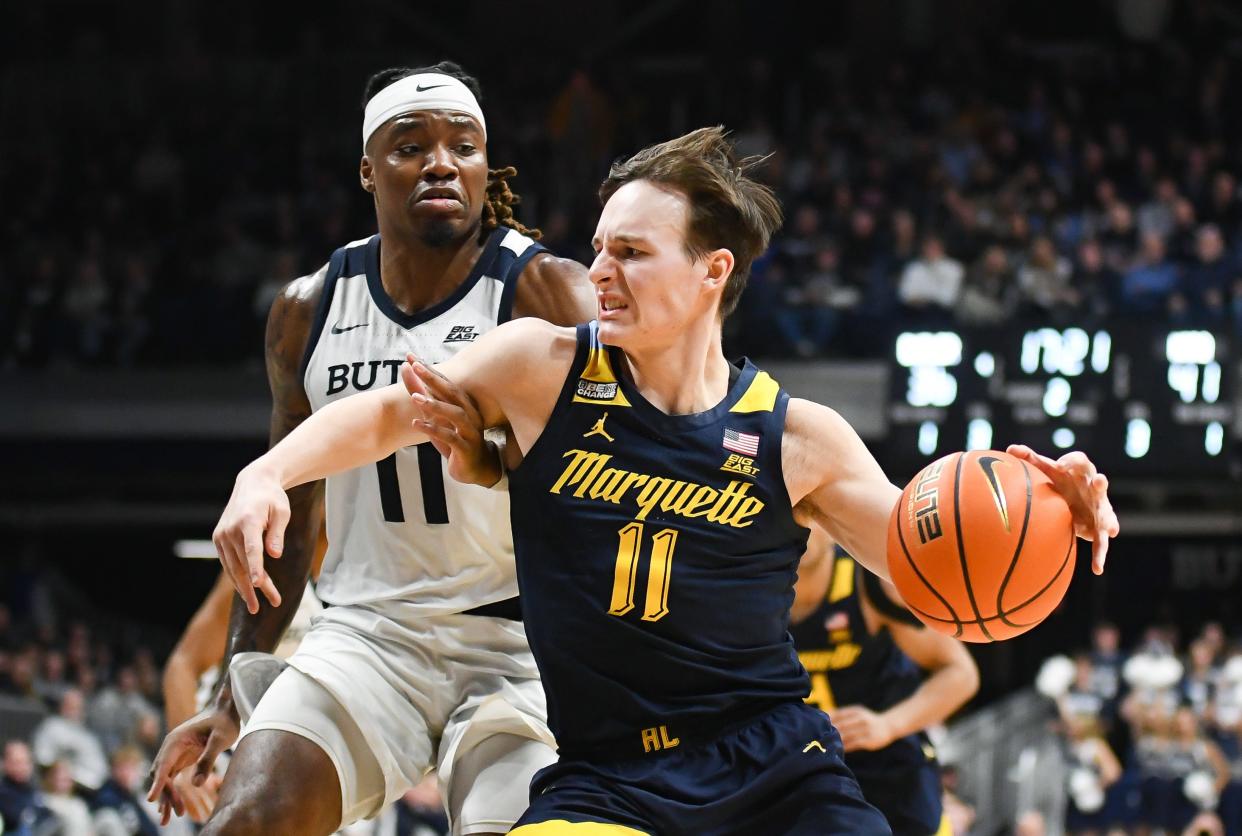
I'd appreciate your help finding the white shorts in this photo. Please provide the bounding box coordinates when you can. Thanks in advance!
[237,604,556,834]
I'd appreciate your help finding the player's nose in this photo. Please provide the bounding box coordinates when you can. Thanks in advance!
[588,251,614,286]
[421,144,458,180]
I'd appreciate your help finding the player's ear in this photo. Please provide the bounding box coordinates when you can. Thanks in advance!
[702,248,734,293]
[360,155,376,194]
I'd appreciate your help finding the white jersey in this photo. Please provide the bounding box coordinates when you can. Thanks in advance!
[301,228,545,615]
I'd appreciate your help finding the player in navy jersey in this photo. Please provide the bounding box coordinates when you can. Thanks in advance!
[208,127,1118,834]
[791,529,979,835]
[149,62,594,836]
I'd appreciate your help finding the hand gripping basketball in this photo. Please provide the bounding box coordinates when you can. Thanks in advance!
[887,448,1118,643]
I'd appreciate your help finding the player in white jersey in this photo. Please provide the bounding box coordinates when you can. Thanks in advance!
[148,62,594,836]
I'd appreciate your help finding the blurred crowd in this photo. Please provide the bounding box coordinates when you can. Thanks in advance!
[0,599,448,835]
[1039,621,1242,835]
[5,23,1242,369]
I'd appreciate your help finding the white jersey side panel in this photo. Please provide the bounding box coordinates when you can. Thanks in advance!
[302,230,540,614]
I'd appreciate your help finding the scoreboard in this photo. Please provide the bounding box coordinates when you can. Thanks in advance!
[886,325,1237,478]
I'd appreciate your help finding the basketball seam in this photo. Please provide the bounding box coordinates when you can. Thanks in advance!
[995,461,1034,629]
[953,452,995,642]
[904,531,1076,626]
[895,477,965,638]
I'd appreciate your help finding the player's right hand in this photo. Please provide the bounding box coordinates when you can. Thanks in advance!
[172,769,222,823]
[147,706,239,825]
[213,462,289,613]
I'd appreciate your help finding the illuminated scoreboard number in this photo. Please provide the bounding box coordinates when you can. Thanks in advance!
[1122,330,1234,474]
[992,326,1113,457]
[888,331,967,463]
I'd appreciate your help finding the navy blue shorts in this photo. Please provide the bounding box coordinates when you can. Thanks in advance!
[511,701,891,835]
[851,755,944,835]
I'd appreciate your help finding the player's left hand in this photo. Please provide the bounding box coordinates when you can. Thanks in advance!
[832,705,895,752]
[401,355,503,487]
[1006,445,1120,575]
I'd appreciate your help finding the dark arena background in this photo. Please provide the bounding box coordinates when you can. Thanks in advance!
[2,1,1241,834]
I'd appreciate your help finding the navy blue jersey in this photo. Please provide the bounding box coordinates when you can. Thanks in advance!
[790,551,925,718]
[509,321,812,759]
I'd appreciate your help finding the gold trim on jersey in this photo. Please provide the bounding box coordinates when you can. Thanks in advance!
[729,370,779,414]
[573,342,632,406]
[511,822,650,835]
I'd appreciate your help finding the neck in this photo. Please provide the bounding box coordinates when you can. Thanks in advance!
[619,315,729,415]
[375,215,487,314]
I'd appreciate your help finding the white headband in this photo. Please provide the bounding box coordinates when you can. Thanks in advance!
[362,73,487,149]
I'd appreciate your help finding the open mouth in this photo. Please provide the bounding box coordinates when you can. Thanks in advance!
[415,188,463,205]
[599,298,628,314]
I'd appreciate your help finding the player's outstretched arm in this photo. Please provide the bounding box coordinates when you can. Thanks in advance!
[783,399,902,583]
[785,402,1120,583]
[833,579,980,752]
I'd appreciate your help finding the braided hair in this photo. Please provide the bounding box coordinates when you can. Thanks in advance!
[481,166,541,242]
[363,62,541,243]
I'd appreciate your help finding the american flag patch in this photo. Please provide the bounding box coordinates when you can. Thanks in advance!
[722,428,760,456]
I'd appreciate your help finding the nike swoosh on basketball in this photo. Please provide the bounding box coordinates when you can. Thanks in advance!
[977,455,1012,532]
[331,322,369,335]
[416,84,449,92]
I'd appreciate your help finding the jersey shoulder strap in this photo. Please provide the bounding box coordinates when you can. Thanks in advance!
[493,228,548,323]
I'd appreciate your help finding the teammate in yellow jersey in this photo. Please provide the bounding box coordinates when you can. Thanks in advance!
[196,127,1117,834]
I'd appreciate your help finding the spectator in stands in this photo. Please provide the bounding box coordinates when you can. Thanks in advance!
[0,740,54,836]
[1017,235,1077,319]
[35,649,71,710]
[1183,639,1222,720]
[1061,654,1106,721]
[775,243,846,357]
[1138,176,1181,241]
[1097,201,1138,273]
[1122,232,1180,315]
[1168,196,1200,264]
[1220,721,1242,836]
[1073,239,1122,323]
[1089,623,1125,704]
[43,758,95,834]
[1177,223,1236,325]
[957,245,1017,326]
[91,746,159,836]
[7,649,40,703]
[59,256,113,366]
[898,234,963,323]
[1061,714,1122,836]
[1164,704,1229,835]
[32,688,108,791]
[88,666,158,754]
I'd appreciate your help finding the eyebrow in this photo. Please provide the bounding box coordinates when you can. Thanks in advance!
[592,232,652,250]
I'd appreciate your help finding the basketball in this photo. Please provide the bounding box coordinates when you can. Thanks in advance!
[887,450,1076,643]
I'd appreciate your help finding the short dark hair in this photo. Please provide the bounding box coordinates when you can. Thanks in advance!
[598,126,782,318]
[361,61,483,110]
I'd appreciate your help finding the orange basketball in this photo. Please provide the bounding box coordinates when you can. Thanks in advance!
[886,450,1076,643]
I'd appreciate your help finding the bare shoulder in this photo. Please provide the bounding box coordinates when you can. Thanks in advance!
[265,267,329,427]
[782,398,872,503]
[266,269,327,368]
[512,251,595,325]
